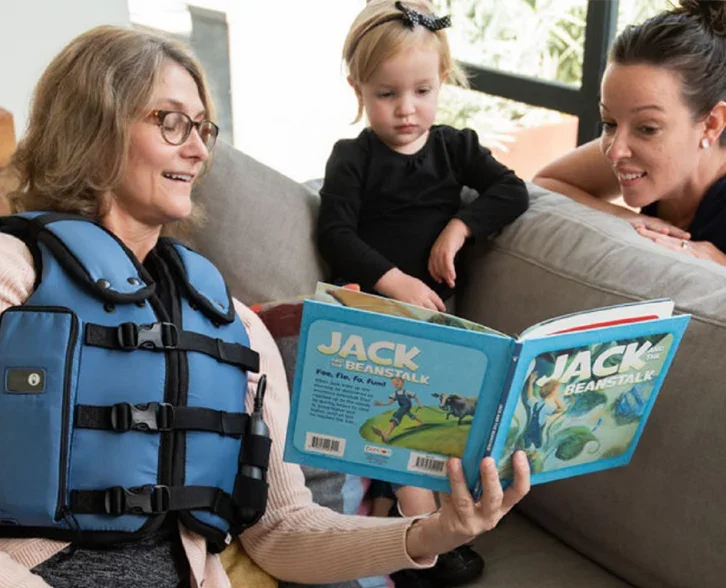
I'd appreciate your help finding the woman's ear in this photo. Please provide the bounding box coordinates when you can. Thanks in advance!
[703,101,726,146]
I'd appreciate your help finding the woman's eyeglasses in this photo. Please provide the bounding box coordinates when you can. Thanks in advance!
[149,110,219,151]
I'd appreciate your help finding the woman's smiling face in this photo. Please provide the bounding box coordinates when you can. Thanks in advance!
[599,62,705,208]
[111,60,210,227]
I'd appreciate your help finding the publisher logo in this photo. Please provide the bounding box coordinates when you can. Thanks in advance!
[364,445,392,457]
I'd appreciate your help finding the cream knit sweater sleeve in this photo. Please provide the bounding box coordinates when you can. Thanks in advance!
[236,301,433,583]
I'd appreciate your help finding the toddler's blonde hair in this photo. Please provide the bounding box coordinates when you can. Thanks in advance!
[343,0,469,122]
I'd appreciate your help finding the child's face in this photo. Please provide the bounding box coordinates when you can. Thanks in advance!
[357,44,441,155]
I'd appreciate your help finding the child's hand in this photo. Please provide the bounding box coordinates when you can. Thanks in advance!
[428,219,471,289]
[374,268,446,311]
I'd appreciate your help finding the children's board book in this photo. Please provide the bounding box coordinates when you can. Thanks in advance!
[283,283,690,495]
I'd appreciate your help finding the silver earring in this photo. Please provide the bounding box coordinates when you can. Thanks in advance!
[701,138,711,149]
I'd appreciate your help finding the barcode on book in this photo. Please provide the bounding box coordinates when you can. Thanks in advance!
[305,432,346,457]
[407,452,447,476]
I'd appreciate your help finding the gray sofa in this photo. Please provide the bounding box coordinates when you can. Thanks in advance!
[191,142,726,588]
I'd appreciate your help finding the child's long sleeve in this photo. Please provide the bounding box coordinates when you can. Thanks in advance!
[451,128,529,238]
[317,139,396,290]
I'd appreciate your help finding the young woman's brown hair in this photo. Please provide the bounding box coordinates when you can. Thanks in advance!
[612,0,726,145]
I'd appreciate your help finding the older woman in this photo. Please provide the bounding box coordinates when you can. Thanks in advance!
[533,0,726,266]
[0,26,529,587]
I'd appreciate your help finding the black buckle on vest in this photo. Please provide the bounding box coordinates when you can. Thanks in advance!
[110,402,174,432]
[104,484,170,516]
[116,322,179,350]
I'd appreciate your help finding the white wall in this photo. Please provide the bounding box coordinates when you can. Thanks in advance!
[0,0,130,137]
[130,0,366,183]
[1,0,364,182]
[224,0,366,182]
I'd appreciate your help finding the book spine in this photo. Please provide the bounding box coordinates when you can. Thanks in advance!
[485,342,522,455]
[473,341,523,499]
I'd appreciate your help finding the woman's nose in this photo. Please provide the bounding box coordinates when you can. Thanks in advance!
[603,131,631,163]
[183,127,210,161]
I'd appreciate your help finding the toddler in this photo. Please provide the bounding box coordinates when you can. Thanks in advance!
[317,2,529,585]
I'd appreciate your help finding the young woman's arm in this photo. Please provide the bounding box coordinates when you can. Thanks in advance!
[532,140,629,215]
[533,140,690,237]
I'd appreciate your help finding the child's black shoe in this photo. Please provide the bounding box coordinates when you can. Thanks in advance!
[391,545,485,587]
[429,544,485,585]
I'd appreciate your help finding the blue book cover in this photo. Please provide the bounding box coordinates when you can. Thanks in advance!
[283,284,690,494]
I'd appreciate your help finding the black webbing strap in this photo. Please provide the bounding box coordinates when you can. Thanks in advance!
[240,433,272,470]
[75,402,249,436]
[69,485,254,523]
[84,322,260,372]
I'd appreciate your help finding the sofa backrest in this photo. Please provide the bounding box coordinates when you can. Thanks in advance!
[459,183,726,588]
[189,141,328,305]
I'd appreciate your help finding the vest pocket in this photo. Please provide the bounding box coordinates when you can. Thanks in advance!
[0,307,80,527]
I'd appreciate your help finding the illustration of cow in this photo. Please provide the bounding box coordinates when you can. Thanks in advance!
[431,393,477,425]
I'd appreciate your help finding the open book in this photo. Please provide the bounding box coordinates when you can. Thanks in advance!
[283,283,690,494]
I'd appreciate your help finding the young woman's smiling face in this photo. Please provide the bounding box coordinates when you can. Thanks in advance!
[599,62,705,208]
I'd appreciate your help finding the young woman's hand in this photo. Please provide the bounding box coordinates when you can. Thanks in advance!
[635,227,726,265]
[625,214,690,239]
[374,268,446,311]
[428,219,472,289]
[405,452,530,559]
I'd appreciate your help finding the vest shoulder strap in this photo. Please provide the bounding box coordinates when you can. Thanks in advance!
[158,237,235,324]
[0,212,154,303]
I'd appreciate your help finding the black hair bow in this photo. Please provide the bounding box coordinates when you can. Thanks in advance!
[394,1,451,31]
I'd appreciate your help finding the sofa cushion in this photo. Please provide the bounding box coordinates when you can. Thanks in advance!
[471,511,630,588]
[458,184,726,588]
[190,141,327,305]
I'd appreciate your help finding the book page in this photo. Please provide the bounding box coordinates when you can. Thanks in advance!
[314,283,505,336]
[518,299,674,341]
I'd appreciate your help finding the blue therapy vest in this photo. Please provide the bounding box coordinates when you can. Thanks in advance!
[0,213,270,552]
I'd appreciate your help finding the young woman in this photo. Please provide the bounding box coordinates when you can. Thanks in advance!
[533,0,726,265]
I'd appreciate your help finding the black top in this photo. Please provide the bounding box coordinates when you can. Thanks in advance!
[642,174,726,252]
[317,125,529,296]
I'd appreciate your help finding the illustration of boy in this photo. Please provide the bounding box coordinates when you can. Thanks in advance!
[522,370,565,451]
[372,376,425,443]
